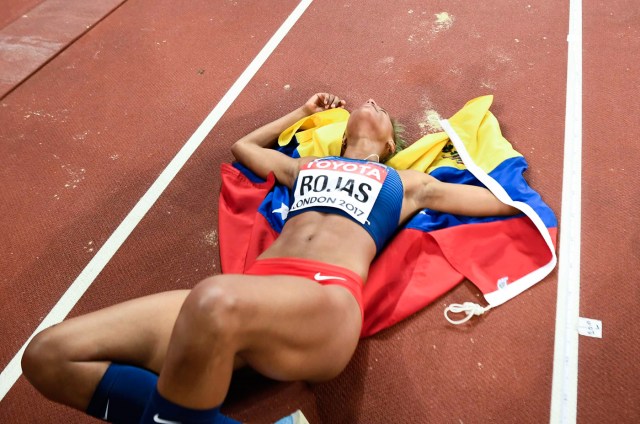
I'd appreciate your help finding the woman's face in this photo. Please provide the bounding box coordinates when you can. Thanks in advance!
[346,99,394,147]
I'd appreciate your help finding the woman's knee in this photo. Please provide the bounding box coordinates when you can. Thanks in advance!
[179,275,247,342]
[22,326,68,387]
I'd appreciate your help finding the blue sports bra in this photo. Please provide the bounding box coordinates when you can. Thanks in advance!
[287,157,404,251]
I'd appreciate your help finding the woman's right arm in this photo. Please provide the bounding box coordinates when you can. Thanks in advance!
[399,170,520,221]
[231,93,345,188]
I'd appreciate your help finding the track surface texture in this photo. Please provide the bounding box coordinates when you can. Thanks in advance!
[1,1,638,423]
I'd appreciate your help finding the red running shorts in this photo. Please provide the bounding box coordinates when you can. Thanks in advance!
[244,257,364,320]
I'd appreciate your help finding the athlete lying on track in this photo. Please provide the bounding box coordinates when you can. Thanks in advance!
[22,93,518,424]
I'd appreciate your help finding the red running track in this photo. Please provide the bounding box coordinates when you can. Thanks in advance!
[0,1,638,422]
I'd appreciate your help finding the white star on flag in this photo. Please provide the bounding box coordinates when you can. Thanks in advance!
[272,203,290,220]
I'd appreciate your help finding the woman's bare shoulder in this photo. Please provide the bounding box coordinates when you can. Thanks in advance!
[396,169,435,188]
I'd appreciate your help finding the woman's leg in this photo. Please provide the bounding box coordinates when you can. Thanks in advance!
[21,290,190,411]
[154,273,362,410]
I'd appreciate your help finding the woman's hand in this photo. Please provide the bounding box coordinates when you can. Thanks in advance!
[302,93,346,115]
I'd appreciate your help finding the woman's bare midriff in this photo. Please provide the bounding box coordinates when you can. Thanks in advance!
[257,212,378,280]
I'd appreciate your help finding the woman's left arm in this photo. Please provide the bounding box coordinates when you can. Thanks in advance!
[401,170,520,217]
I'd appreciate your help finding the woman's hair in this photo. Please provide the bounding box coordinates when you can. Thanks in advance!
[385,118,407,161]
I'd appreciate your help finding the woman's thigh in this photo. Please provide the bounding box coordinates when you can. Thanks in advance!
[208,274,363,382]
[37,290,190,373]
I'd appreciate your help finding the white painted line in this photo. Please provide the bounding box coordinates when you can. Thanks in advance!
[550,0,582,423]
[0,0,313,402]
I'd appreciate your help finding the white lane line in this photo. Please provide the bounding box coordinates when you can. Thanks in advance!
[550,0,582,423]
[0,0,314,402]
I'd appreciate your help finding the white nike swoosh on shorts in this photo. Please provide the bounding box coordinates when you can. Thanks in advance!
[103,399,109,420]
[153,413,182,424]
[314,272,347,282]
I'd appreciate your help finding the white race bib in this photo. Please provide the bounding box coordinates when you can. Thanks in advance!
[290,159,388,224]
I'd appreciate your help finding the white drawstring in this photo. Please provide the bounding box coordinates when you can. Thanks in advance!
[444,302,491,325]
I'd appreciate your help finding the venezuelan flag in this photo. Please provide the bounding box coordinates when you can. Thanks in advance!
[218,95,557,337]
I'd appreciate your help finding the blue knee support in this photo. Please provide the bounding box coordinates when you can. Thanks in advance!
[139,388,240,424]
[86,363,157,423]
